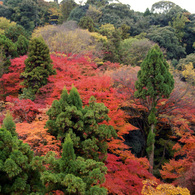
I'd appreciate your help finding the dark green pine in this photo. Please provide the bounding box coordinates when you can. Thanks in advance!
[42,134,107,194]
[46,86,117,161]
[0,127,45,194]
[22,36,56,94]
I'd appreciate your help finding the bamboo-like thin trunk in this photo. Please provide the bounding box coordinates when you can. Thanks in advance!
[149,123,155,174]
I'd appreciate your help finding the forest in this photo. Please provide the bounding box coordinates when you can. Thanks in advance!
[0,0,194,194]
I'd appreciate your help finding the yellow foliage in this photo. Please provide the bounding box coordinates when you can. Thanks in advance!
[32,23,103,56]
[99,23,115,37]
[86,5,102,23]
[181,62,195,84]
[0,17,16,34]
[142,180,190,195]
[99,23,115,32]
[90,32,107,43]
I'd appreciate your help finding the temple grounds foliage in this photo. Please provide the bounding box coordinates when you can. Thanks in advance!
[0,0,195,194]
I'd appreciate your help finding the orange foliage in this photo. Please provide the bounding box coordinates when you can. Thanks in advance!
[16,110,61,156]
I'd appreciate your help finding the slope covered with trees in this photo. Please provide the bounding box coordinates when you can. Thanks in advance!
[0,0,194,194]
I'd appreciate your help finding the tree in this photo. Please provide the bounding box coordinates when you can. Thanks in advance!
[16,119,61,156]
[99,24,122,62]
[0,34,18,77]
[142,180,190,195]
[0,126,45,194]
[10,0,37,32]
[0,17,16,34]
[46,86,117,161]
[134,45,174,173]
[60,0,77,22]
[2,111,17,136]
[0,34,18,58]
[78,16,95,32]
[4,24,28,42]
[146,26,186,60]
[99,3,134,27]
[41,134,107,194]
[0,46,7,78]
[16,35,29,56]
[119,37,155,66]
[103,153,154,195]
[0,55,26,100]
[86,4,102,24]
[169,13,189,42]
[119,23,130,40]
[21,36,56,95]
[6,96,40,123]
[68,4,89,22]
[151,1,176,14]
[86,0,109,7]
[31,23,102,56]
[177,53,195,69]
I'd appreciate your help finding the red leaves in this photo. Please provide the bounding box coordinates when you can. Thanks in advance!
[102,154,154,195]
[6,96,40,123]
[160,134,195,192]
[0,56,26,100]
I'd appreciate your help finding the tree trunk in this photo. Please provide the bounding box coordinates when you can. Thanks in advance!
[149,123,155,174]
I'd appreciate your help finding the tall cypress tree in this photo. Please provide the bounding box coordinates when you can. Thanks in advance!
[22,36,56,94]
[134,44,174,173]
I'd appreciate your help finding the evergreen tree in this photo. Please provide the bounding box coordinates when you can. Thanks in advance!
[42,134,107,194]
[2,112,17,136]
[103,29,122,63]
[134,44,174,173]
[78,16,95,32]
[22,36,56,94]
[60,0,77,22]
[0,34,18,76]
[4,24,28,43]
[86,0,109,7]
[0,127,45,194]
[16,35,29,56]
[46,86,117,161]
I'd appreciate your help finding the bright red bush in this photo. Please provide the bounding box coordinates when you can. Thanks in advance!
[6,96,40,123]
[102,154,154,195]
[0,56,26,100]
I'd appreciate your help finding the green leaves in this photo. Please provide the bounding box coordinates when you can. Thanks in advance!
[4,158,22,178]
[135,44,174,173]
[2,112,17,136]
[22,36,56,95]
[42,134,107,194]
[0,127,45,194]
[62,174,86,195]
[46,86,116,161]
[135,45,174,101]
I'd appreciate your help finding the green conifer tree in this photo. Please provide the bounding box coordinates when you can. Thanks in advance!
[46,86,117,161]
[0,127,45,194]
[134,44,174,173]
[21,36,56,95]
[42,134,107,194]
[16,35,29,56]
[2,112,17,136]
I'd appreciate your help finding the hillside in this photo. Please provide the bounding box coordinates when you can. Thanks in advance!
[0,0,195,194]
